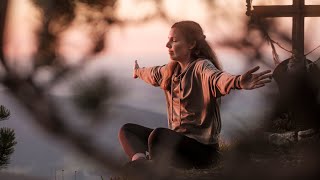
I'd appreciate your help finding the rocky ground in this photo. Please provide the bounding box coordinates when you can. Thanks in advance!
[0,172,46,180]
[112,128,320,180]
[175,128,320,180]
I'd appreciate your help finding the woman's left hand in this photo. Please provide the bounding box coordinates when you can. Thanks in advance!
[133,60,140,79]
[239,66,272,90]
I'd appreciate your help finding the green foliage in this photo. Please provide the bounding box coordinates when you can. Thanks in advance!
[0,105,10,121]
[0,128,17,168]
[0,105,16,168]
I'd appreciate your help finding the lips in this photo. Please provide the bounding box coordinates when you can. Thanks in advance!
[168,51,174,55]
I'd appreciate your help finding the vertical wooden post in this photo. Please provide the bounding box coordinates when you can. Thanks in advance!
[292,0,305,58]
[246,0,320,129]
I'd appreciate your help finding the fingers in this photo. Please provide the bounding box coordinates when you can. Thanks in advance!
[245,66,260,75]
[133,60,139,79]
[134,60,139,69]
[254,79,272,85]
[252,84,265,89]
[256,73,273,81]
[242,67,273,90]
[255,70,272,77]
[250,78,272,90]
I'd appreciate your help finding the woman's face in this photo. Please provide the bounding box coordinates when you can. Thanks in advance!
[166,28,193,62]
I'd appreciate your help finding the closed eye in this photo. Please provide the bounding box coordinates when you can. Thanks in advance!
[168,37,178,42]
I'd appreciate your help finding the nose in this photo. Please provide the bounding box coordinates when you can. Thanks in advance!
[166,41,171,48]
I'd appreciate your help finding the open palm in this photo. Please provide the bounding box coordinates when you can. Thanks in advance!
[240,66,272,90]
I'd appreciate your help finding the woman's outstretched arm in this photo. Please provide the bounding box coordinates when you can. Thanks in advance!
[198,60,272,97]
[213,66,272,96]
[133,60,166,87]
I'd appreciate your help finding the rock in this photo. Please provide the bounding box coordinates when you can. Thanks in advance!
[298,128,317,141]
[264,128,320,146]
[267,131,297,146]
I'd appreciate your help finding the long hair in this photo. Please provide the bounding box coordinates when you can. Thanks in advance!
[160,21,222,91]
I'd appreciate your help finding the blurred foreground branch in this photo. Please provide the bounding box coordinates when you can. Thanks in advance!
[0,0,177,175]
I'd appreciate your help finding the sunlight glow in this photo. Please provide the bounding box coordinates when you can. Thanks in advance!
[3,0,320,68]
[3,0,41,75]
[115,0,158,20]
[4,0,40,58]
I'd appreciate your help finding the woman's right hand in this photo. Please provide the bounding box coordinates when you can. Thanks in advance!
[239,66,272,90]
[133,60,140,79]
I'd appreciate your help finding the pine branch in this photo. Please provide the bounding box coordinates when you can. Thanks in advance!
[0,105,10,121]
[0,127,17,168]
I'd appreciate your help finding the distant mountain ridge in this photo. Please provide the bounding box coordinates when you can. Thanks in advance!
[105,103,167,128]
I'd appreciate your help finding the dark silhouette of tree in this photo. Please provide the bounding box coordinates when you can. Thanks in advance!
[0,0,8,61]
[0,105,17,169]
[0,0,177,175]
[0,0,17,169]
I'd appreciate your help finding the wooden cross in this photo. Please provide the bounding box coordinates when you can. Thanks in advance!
[246,0,320,59]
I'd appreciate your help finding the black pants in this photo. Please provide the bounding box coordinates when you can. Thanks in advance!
[118,123,220,169]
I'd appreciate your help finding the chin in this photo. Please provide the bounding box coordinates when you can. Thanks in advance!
[170,56,178,61]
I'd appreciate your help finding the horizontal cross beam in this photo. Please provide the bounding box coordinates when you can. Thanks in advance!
[251,5,320,17]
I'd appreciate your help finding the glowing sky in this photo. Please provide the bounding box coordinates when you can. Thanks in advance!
[3,0,320,66]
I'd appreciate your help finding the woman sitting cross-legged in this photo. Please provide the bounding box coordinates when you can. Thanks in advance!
[118,20,272,169]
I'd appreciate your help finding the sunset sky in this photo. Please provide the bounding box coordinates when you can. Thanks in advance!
[3,0,320,73]
[1,0,320,179]
[3,0,320,65]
